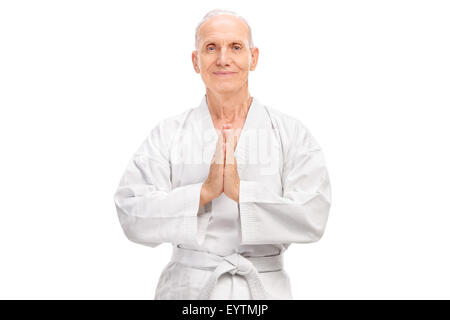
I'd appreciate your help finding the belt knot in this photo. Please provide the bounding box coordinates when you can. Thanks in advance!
[223,253,252,275]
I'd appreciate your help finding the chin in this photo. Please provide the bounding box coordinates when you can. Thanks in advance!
[214,88,238,95]
[210,83,240,94]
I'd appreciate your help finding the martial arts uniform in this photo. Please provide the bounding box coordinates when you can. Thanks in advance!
[114,94,331,299]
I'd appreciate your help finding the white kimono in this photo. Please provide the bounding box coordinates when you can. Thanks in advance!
[113,94,331,300]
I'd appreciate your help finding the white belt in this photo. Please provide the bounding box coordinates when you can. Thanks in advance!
[170,246,284,300]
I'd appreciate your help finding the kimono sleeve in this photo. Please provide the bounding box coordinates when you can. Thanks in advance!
[113,124,210,248]
[238,123,331,245]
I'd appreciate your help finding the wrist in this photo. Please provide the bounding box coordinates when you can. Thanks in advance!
[200,183,213,207]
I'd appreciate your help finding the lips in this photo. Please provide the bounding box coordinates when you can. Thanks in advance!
[213,71,237,75]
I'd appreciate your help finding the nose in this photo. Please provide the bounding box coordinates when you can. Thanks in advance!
[216,47,231,66]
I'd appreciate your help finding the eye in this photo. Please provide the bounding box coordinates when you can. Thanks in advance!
[233,45,241,50]
[207,46,215,51]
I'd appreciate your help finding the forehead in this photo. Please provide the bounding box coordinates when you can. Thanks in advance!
[198,15,250,45]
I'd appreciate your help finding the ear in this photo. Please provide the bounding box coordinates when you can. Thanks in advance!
[249,47,259,71]
[192,51,200,73]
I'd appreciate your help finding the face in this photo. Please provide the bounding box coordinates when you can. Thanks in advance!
[192,15,259,95]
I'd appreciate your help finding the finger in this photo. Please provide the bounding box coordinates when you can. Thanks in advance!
[221,127,226,164]
[231,128,239,151]
[212,128,225,165]
[224,127,240,151]
[225,133,235,166]
[222,124,232,141]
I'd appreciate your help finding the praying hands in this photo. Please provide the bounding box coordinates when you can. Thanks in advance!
[200,124,241,206]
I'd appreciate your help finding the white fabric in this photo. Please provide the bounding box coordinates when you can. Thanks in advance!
[114,94,332,299]
[168,245,283,300]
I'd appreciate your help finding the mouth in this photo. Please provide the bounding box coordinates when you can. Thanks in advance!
[213,71,237,76]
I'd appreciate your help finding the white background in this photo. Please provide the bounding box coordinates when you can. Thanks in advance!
[1,0,449,299]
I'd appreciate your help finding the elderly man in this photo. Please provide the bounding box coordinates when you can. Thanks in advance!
[113,9,331,300]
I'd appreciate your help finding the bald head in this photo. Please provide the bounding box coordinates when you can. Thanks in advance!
[194,9,254,51]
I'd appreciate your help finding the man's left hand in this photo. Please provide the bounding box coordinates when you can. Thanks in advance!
[223,126,240,203]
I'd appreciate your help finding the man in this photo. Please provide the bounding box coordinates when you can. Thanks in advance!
[113,9,331,300]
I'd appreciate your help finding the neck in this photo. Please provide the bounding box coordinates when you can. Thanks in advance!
[205,85,252,123]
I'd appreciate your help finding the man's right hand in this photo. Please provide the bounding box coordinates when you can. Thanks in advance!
[199,124,230,207]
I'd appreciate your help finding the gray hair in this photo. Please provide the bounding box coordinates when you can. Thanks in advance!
[194,9,254,50]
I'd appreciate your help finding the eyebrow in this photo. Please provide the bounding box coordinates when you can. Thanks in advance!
[202,40,245,46]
